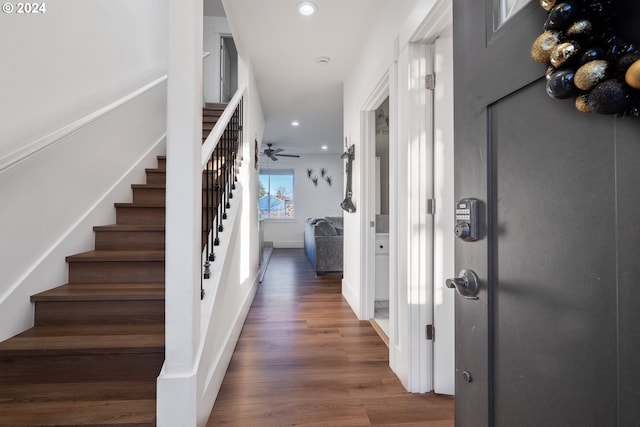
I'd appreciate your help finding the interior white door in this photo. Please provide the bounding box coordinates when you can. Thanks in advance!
[432,33,456,396]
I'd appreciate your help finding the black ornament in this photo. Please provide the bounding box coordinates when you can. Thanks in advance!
[579,48,605,65]
[617,53,640,74]
[588,79,630,114]
[546,69,577,99]
[583,0,615,19]
[544,2,579,31]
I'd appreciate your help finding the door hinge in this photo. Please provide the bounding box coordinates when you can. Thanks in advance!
[427,198,435,215]
[426,324,435,341]
[425,73,436,90]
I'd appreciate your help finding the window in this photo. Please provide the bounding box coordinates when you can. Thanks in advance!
[496,0,531,27]
[258,169,295,218]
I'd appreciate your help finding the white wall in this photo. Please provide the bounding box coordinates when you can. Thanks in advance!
[0,1,167,342]
[261,155,344,248]
[0,1,167,159]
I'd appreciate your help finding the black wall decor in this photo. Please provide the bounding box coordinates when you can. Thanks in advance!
[307,166,333,188]
[340,144,356,213]
[531,0,640,116]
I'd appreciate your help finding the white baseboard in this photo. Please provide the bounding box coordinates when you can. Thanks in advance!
[273,241,304,248]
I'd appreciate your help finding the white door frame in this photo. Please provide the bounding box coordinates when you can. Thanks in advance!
[358,0,454,394]
[360,73,390,323]
[359,43,434,392]
[410,0,454,396]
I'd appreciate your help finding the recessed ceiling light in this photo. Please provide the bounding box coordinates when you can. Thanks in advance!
[316,56,331,65]
[291,121,300,126]
[297,1,317,16]
[321,145,328,150]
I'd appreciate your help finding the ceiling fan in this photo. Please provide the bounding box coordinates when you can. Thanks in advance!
[262,143,300,161]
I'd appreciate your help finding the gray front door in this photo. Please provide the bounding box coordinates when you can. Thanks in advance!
[453,1,640,425]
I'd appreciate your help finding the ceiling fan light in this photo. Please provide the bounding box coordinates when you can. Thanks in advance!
[297,1,317,16]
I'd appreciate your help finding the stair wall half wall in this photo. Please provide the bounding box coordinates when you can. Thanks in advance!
[0,78,167,342]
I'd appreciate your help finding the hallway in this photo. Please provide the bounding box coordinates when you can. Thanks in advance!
[207,249,454,426]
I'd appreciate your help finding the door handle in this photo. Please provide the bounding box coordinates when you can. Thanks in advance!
[446,269,480,300]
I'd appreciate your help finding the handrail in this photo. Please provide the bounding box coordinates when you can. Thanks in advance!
[200,88,245,296]
[0,75,168,174]
[201,86,247,168]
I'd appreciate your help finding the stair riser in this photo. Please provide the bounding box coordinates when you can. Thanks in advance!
[157,157,166,169]
[145,171,165,185]
[132,187,166,204]
[116,206,220,229]
[132,185,224,203]
[116,207,165,225]
[94,230,165,250]
[0,353,164,385]
[35,301,164,326]
[68,261,164,283]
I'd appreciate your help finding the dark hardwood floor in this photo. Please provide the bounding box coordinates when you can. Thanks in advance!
[207,248,454,426]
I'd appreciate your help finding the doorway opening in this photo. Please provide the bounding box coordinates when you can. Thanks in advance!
[371,97,390,339]
[220,35,238,103]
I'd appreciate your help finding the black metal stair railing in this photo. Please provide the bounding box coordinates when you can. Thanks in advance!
[201,97,243,299]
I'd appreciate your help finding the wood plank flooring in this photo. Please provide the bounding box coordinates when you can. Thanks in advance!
[207,249,454,426]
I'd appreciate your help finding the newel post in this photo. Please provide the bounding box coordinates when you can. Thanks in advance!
[157,0,203,425]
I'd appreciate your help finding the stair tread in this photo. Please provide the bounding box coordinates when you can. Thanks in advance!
[204,102,227,109]
[0,398,156,426]
[0,380,156,403]
[66,250,165,262]
[114,202,165,208]
[131,183,166,189]
[93,224,165,232]
[32,283,164,302]
[13,324,163,338]
[0,324,163,355]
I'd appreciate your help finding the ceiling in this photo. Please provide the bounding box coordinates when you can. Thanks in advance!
[207,0,385,155]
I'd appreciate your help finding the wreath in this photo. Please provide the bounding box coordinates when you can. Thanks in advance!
[531,0,640,116]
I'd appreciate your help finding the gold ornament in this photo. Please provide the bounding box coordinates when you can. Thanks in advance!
[531,31,560,64]
[575,60,609,91]
[575,93,592,113]
[566,20,593,38]
[540,0,558,12]
[625,59,640,89]
[550,42,580,67]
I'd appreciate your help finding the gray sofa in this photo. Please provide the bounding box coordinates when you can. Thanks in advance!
[304,217,343,274]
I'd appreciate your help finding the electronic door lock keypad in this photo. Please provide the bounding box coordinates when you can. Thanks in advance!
[455,198,479,241]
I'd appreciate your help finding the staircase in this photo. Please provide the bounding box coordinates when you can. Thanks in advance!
[0,103,231,426]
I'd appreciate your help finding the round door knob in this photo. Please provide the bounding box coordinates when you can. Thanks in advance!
[455,222,471,239]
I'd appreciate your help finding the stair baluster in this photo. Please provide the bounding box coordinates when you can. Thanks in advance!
[201,99,243,278]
